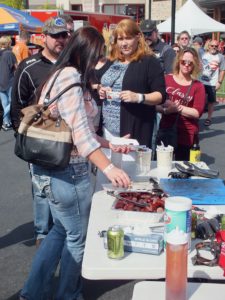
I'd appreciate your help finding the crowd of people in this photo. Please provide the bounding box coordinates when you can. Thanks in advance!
[0,15,225,299]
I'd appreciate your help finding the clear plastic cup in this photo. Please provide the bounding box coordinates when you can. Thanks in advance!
[156,146,173,170]
[135,148,152,176]
[106,91,120,100]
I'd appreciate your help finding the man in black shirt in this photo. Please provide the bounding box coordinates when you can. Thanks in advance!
[140,20,175,74]
[11,17,69,247]
[140,20,175,155]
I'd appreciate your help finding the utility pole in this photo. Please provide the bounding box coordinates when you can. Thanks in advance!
[171,0,176,44]
[149,0,151,20]
[23,0,29,9]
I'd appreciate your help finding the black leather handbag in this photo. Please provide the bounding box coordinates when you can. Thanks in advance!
[14,71,81,169]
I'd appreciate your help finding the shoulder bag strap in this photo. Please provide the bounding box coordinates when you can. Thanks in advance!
[43,83,82,110]
[44,68,64,101]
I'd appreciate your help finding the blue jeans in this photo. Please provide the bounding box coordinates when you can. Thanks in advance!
[21,162,91,300]
[0,87,12,124]
[29,164,53,240]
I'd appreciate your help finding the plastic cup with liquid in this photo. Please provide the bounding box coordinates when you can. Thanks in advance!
[135,147,152,176]
[156,145,174,170]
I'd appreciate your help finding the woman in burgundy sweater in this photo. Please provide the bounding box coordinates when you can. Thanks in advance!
[157,47,205,160]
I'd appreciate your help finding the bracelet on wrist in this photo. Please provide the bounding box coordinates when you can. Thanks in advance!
[103,163,115,175]
[218,81,222,84]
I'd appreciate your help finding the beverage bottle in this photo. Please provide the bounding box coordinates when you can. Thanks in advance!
[166,227,188,300]
[189,135,201,162]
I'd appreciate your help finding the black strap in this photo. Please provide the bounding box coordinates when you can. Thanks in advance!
[43,83,82,110]
[44,69,63,101]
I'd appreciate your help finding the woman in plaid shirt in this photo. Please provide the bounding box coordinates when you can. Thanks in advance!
[20,26,130,300]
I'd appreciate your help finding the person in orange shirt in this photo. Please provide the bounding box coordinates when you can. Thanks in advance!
[13,31,30,64]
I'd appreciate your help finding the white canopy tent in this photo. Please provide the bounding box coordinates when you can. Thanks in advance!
[157,0,225,36]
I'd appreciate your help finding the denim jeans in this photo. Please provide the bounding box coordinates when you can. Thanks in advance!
[29,164,53,240]
[21,162,91,300]
[0,86,12,124]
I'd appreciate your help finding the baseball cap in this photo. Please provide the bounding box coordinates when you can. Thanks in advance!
[42,17,68,35]
[193,36,203,44]
[140,20,157,33]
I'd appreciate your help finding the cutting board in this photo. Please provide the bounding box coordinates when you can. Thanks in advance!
[160,178,225,205]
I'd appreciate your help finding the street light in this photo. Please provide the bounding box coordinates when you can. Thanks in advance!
[171,0,176,44]
[149,0,151,20]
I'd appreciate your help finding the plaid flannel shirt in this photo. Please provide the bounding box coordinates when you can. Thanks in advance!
[39,67,100,158]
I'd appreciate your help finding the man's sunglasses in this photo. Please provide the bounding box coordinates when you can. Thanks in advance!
[49,32,68,39]
[180,59,194,67]
[143,31,154,38]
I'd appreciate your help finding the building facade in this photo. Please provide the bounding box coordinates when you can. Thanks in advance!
[29,0,225,25]
[199,0,225,24]
[55,0,186,22]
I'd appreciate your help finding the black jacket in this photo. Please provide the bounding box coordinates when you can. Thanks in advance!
[98,56,166,147]
[10,51,53,130]
[152,39,176,74]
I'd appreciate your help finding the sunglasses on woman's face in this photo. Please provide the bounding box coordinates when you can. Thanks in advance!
[180,37,189,40]
[210,44,218,48]
[180,59,194,67]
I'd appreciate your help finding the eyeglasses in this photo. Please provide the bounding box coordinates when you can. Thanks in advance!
[143,31,154,38]
[210,45,218,48]
[49,32,68,39]
[173,48,180,53]
[180,59,194,67]
[180,37,189,40]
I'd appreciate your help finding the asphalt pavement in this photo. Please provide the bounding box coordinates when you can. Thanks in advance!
[0,102,225,300]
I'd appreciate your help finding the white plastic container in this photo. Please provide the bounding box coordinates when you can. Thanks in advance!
[164,197,192,250]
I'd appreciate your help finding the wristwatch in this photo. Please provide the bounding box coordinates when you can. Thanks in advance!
[138,94,145,104]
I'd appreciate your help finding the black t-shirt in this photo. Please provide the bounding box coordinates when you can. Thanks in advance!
[10,51,53,130]
[0,49,17,91]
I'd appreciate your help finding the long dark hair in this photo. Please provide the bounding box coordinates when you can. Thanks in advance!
[36,26,104,100]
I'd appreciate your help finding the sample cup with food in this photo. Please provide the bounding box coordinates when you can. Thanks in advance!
[135,146,152,176]
[156,145,173,170]
[106,90,121,100]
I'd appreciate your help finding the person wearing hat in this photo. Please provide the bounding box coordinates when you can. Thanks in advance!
[10,16,70,248]
[140,20,175,155]
[192,36,205,58]
[140,19,176,74]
